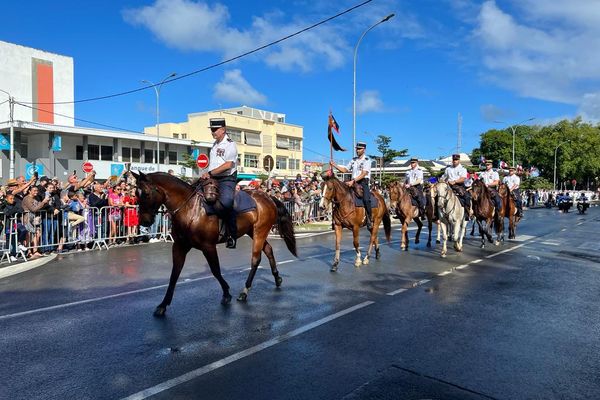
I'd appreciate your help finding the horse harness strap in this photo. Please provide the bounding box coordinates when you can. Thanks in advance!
[172,186,200,216]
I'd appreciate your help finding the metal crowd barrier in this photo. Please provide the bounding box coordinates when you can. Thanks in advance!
[282,199,329,225]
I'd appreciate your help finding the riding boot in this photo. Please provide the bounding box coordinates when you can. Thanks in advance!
[365,208,373,230]
[226,210,238,249]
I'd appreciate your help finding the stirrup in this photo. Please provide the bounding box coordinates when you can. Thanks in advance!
[226,236,237,249]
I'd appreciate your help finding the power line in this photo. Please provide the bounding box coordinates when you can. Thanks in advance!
[22,0,373,106]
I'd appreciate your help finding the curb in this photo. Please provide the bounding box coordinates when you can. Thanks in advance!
[0,254,58,280]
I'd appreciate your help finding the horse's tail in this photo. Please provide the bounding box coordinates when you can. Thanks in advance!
[383,207,392,243]
[270,196,298,257]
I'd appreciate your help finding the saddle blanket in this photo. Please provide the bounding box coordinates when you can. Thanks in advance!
[353,192,379,208]
[203,189,257,216]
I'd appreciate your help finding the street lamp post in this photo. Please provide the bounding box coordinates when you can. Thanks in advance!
[494,117,535,167]
[0,89,15,179]
[142,72,177,171]
[353,13,394,150]
[553,141,570,192]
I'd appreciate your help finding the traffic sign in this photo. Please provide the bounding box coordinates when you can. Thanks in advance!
[82,161,94,173]
[196,154,209,169]
[263,155,274,172]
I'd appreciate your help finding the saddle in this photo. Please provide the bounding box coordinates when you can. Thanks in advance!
[197,179,257,216]
[352,182,364,199]
[408,186,420,207]
[450,184,467,207]
[352,191,379,208]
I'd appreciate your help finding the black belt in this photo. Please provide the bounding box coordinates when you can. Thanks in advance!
[212,171,237,181]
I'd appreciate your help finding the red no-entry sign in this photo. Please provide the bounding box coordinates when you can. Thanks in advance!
[82,161,94,173]
[196,154,209,169]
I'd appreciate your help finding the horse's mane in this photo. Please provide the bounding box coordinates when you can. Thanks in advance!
[149,172,193,192]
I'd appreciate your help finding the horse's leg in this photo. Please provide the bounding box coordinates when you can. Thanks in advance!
[363,213,379,265]
[440,222,448,258]
[477,219,485,249]
[262,240,283,288]
[457,218,468,251]
[201,245,232,305]
[509,215,515,239]
[485,217,494,243]
[238,233,265,302]
[415,217,422,245]
[331,224,343,272]
[154,241,191,317]
[353,225,362,267]
[374,230,381,260]
[426,218,432,247]
[436,221,441,244]
[470,219,476,236]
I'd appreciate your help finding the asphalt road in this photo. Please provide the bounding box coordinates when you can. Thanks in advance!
[1,207,599,400]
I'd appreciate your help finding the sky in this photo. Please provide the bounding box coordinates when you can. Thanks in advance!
[2,0,599,163]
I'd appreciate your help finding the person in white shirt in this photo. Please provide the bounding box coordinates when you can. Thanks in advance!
[502,166,522,217]
[405,158,425,216]
[201,118,239,248]
[479,160,502,212]
[330,141,372,229]
[441,154,470,220]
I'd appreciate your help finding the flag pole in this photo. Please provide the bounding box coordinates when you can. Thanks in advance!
[328,111,334,173]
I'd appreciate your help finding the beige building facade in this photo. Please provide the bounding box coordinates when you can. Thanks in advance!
[144,106,303,179]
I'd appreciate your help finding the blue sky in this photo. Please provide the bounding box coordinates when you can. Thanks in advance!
[2,0,598,162]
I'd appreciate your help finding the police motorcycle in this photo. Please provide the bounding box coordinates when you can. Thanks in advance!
[577,195,589,215]
[557,194,573,213]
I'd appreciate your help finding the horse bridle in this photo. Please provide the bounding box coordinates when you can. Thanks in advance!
[436,182,459,215]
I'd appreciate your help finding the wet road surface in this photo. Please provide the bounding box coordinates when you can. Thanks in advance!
[1,208,599,399]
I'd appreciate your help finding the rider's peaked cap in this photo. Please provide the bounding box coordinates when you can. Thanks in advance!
[209,118,226,129]
[409,158,419,163]
[452,154,461,160]
[485,159,493,164]
[508,165,516,170]
[356,142,367,149]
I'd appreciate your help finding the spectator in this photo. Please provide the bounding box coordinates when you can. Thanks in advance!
[22,186,50,258]
[108,186,123,245]
[123,188,139,243]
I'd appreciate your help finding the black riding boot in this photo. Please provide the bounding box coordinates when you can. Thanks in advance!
[365,205,373,230]
[226,211,238,249]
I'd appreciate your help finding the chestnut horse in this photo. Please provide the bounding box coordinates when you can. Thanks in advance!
[388,182,439,250]
[498,183,521,239]
[470,179,503,248]
[132,172,297,316]
[319,174,391,271]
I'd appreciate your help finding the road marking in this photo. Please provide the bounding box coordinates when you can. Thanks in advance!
[279,260,294,265]
[415,279,430,286]
[0,276,214,321]
[455,264,469,270]
[561,228,566,232]
[121,300,375,400]
[540,241,559,246]
[386,288,408,296]
[438,270,452,276]
[576,222,583,226]
[485,243,528,259]
[471,259,483,264]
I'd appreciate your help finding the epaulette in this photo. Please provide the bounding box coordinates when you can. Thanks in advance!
[227,138,233,142]
[352,156,358,160]
[364,157,369,160]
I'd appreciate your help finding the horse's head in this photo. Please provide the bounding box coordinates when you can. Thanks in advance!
[433,181,450,200]
[319,177,335,210]
[470,179,484,201]
[131,171,166,227]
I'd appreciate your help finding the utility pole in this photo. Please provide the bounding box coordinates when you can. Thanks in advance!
[457,112,462,154]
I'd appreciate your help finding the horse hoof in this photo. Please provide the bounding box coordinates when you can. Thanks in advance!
[153,306,167,318]
[330,264,338,272]
[237,292,248,302]
[362,258,369,265]
[375,249,381,260]
[494,241,500,246]
[480,244,485,249]
[275,276,283,287]
[415,239,420,244]
[354,260,362,268]
[441,253,447,258]
[436,240,441,244]
[221,294,232,305]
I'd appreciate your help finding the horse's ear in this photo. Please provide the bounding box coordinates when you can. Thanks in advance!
[130,171,140,180]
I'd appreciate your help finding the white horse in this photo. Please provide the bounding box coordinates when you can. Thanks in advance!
[431,182,468,258]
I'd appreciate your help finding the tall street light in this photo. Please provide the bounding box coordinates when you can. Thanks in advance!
[554,140,570,191]
[0,89,15,179]
[353,13,395,150]
[494,117,535,167]
[142,72,177,171]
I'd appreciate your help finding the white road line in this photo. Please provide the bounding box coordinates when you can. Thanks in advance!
[471,259,483,264]
[278,260,294,265]
[0,276,213,321]
[438,270,452,276]
[576,222,583,226]
[121,300,376,400]
[455,264,469,270]
[561,228,566,232]
[416,279,430,286]
[386,288,408,296]
[540,241,560,246]
[485,243,527,259]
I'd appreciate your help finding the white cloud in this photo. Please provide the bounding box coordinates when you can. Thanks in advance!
[480,103,508,122]
[213,69,267,106]
[357,90,385,114]
[578,92,600,121]
[473,0,600,112]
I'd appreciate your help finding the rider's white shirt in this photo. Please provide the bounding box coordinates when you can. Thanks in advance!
[346,155,371,180]
[502,174,520,190]
[480,169,499,186]
[208,136,238,177]
[442,164,467,182]
[405,167,423,186]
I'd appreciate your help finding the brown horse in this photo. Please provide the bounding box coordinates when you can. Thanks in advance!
[470,179,503,248]
[388,181,438,250]
[131,171,297,316]
[319,174,391,271]
[498,182,521,239]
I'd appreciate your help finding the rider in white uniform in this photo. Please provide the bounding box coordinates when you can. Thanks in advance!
[480,160,502,212]
[502,166,522,217]
[442,154,470,220]
[330,141,373,229]
[405,158,425,216]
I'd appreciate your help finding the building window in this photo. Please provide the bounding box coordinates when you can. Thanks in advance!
[76,145,83,160]
[132,148,141,162]
[244,154,259,168]
[227,129,242,143]
[237,111,243,115]
[159,150,165,164]
[172,133,179,139]
[144,149,154,163]
[101,146,113,161]
[181,133,187,139]
[169,151,177,165]
[276,136,290,149]
[245,132,261,146]
[277,117,284,123]
[289,138,301,150]
[88,144,100,160]
[20,136,28,159]
[289,159,300,170]
[276,156,287,170]
[122,147,131,161]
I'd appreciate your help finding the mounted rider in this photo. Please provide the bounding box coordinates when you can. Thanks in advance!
[441,154,471,220]
[405,157,426,217]
[330,141,373,230]
[201,118,238,249]
[502,166,523,217]
[479,160,503,214]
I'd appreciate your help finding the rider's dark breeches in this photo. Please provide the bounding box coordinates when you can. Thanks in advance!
[359,178,372,220]
[513,188,522,210]
[490,188,502,212]
[216,177,237,238]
